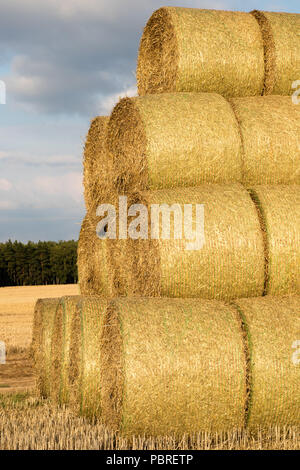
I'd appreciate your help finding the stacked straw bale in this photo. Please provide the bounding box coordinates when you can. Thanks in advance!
[31,298,60,398]
[32,6,300,434]
[100,298,246,436]
[234,296,300,427]
[51,296,82,405]
[69,297,108,419]
[108,94,300,191]
[107,93,243,193]
[251,11,300,95]
[230,96,300,185]
[249,186,300,296]
[116,185,265,300]
[137,8,265,97]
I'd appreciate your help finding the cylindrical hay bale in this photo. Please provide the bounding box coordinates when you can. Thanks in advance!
[100,298,246,436]
[51,296,82,405]
[230,96,300,185]
[107,93,243,193]
[123,185,265,300]
[251,11,300,95]
[31,298,60,398]
[249,186,300,295]
[69,297,108,419]
[137,8,265,98]
[83,116,111,213]
[77,213,112,297]
[234,296,300,427]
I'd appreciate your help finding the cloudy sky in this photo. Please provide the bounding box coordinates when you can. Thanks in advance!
[0,0,299,242]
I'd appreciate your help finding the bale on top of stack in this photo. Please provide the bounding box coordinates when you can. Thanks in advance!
[137,8,265,97]
[137,8,300,97]
[251,11,300,95]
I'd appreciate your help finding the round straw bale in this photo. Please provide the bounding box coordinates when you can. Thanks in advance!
[234,295,300,428]
[230,96,300,185]
[78,213,112,297]
[251,11,300,95]
[31,298,60,398]
[100,297,246,436]
[137,8,265,98]
[69,297,108,419]
[51,295,82,405]
[83,116,111,213]
[123,184,265,300]
[249,186,300,295]
[107,93,243,193]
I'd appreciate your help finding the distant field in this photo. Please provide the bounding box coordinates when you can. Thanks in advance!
[0,284,79,393]
[0,284,79,350]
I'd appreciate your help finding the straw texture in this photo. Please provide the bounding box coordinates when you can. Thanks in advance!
[69,297,108,419]
[107,93,243,193]
[124,185,265,300]
[51,296,82,405]
[77,213,112,297]
[230,96,300,185]
[249,186,300,295]
[234,296,300,427]
[251,11,300,95]
[101,298,246,436]
[137,8,265,97]
[83,116,111,213]
[31,298,60,398]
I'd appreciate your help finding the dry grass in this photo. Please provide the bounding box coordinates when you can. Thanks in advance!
[0,394,299,450]
[0,285,79,351]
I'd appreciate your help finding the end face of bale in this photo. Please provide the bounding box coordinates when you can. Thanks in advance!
[69,297,108,419]
[108,93,243,194]
[137,7,265,97]
[234,296,300,428]
[250,185,300,296]
[252,11,300,95]
[78,213,113,297]
[32,298,60,398]
[230,96,300,185]
[101,298,246,436]
[51,296,82,405]
[83,116,111,213]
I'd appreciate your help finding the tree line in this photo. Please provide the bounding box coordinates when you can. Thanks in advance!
[0,240,78,286]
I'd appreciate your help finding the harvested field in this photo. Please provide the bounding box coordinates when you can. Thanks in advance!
[0,394,299,450]
[0,285,79,393]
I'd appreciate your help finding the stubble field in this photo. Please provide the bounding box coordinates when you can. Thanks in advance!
[0,285,299,450]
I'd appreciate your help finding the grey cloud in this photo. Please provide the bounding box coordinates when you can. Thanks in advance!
[0,0,230,115]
